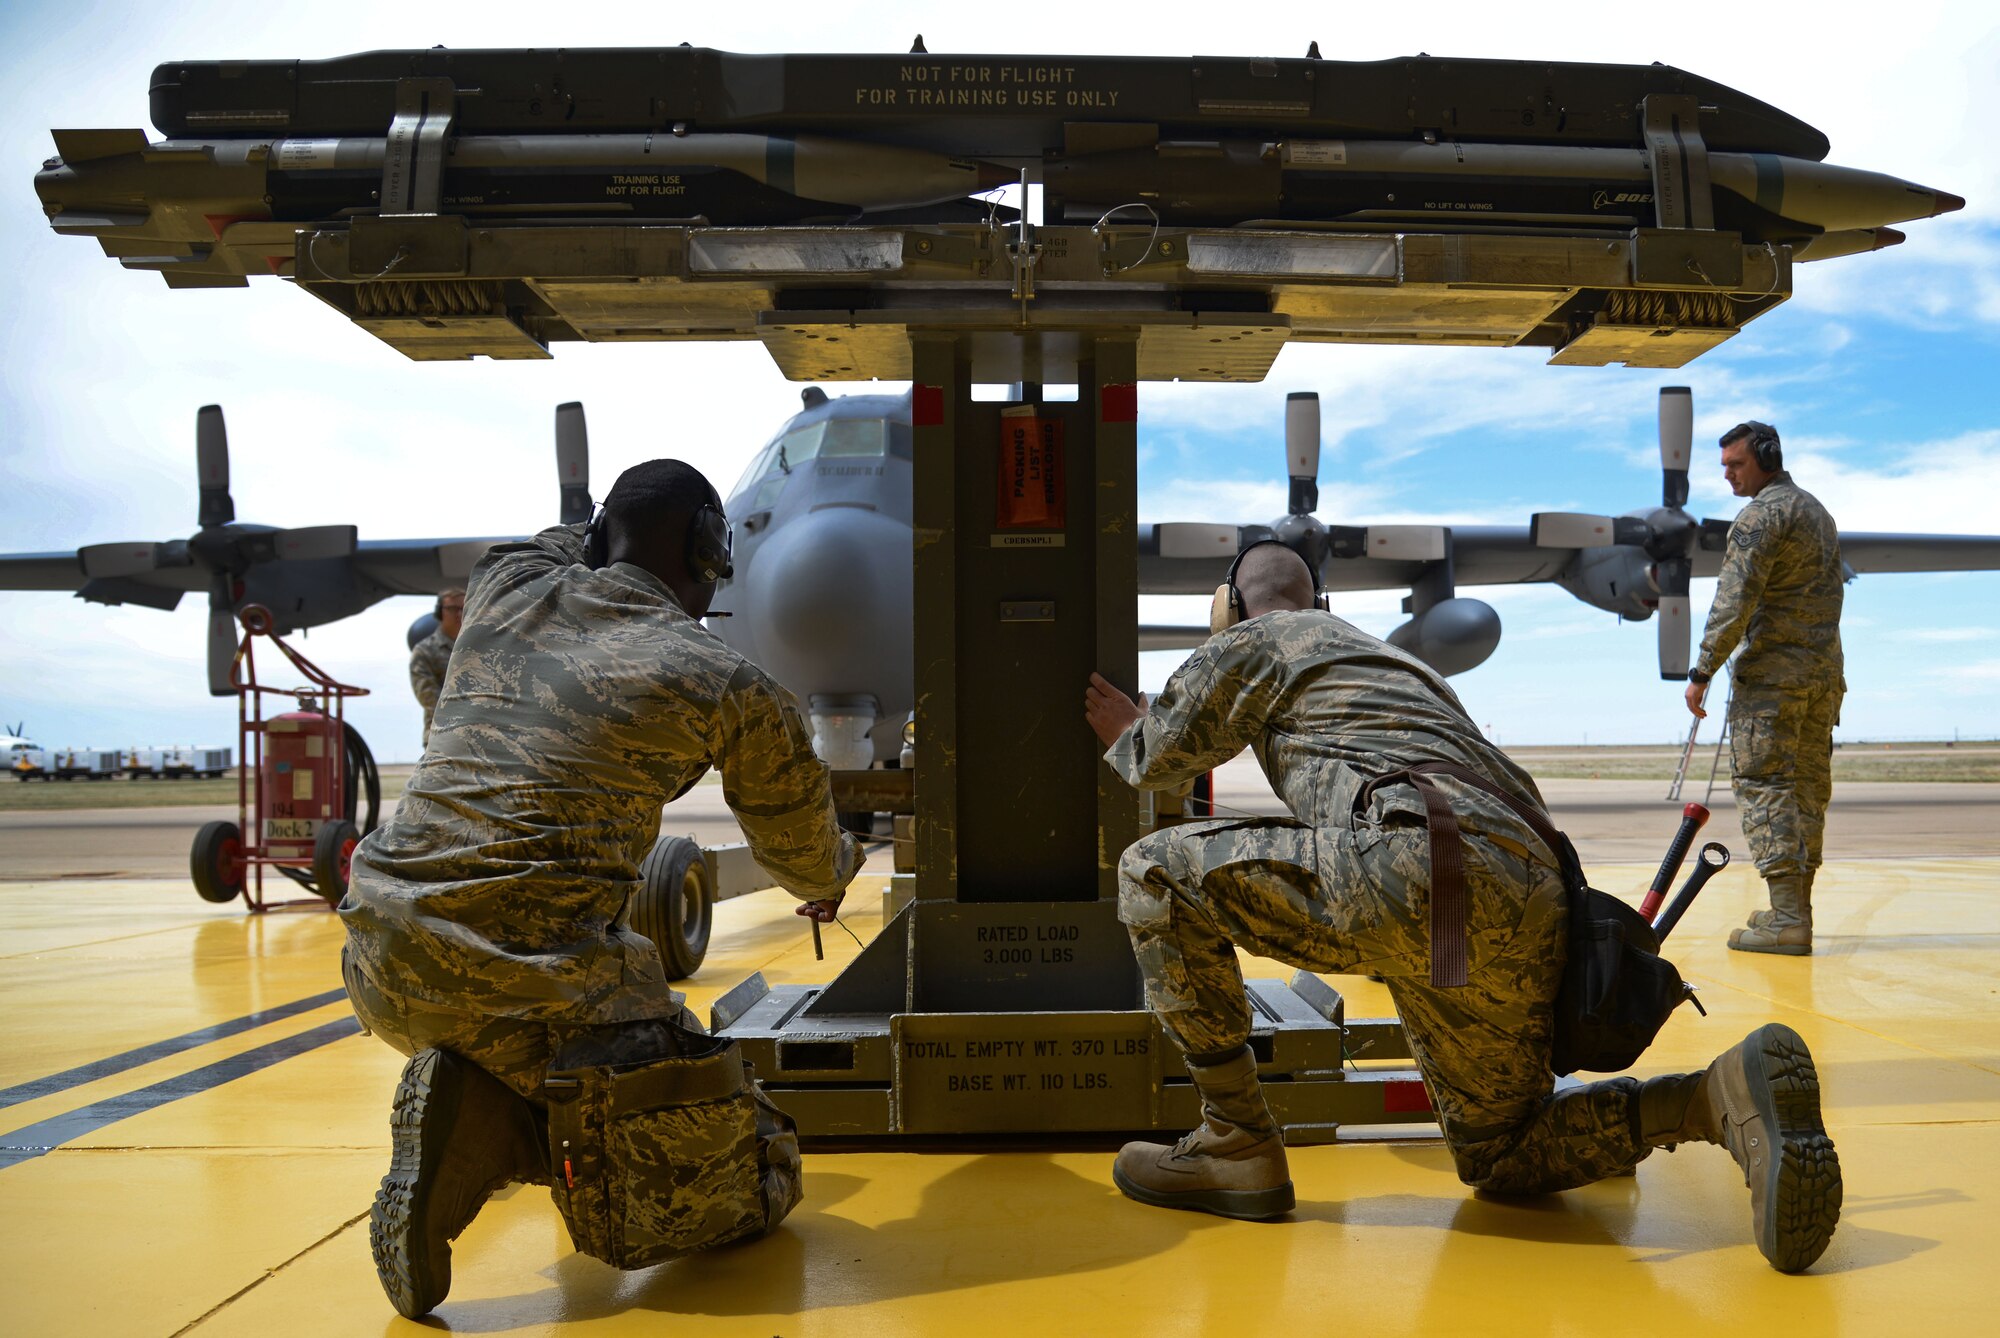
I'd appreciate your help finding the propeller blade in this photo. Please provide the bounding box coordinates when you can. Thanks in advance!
[556,401,593,525]
[206,593,239,697]
[1657,595,1692,679]
[1653,556,1693,680]
[1155,522,1241,559]
[1660,386,1692,509]
[1529,512,1620,548]
[80,541,169,578]
[1284,392,1320,516]
[195,404,234,529]
[1363,526,1448,562]
[270,525,358,561]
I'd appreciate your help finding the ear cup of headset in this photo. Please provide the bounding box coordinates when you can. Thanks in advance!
[1209,583,1240,636]
[1754,426,1781,472]
[686,501,734,583]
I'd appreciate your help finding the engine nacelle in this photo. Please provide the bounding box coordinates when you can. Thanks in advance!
[1554,545,1658,620]
[1386,597,1503,676]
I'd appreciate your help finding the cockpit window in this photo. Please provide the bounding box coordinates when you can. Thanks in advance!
[731,415,899,501]
[818,419,890,459]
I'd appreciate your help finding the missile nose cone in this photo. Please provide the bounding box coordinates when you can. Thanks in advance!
[1876,227,1906,251]
[1931,190,1966,217]
[974,161,1015,194]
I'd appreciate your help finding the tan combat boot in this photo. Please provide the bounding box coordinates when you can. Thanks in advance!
[1731,874,1812,954]
[1112,1047,1294,1221]
[1747,869,1816,932]
[370,1048,548,1319]
[1639,1023,1842,1271]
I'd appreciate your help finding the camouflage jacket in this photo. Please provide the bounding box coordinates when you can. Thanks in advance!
[408,627,454,711]
[1693,472,1844,687]
[1107,610,1552,854]
[341,523,861,1022]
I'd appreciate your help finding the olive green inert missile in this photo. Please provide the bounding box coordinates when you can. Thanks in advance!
[36,129,1011,248]
[1044,139,1965,240]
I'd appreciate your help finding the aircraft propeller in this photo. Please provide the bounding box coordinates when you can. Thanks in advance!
[76,405,358,695]
[1529,387,1712,680]
[555,401,592,526]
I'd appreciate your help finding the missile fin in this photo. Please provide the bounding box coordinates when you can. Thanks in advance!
[50,128,149,163]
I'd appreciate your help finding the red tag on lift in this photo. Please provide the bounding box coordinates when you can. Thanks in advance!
[996,410,1066,530]
[1383,1078,1433,1114]
[912,384,946,427]
[1100,382,1138,423]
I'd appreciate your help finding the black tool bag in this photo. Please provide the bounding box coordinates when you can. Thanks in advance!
[1360,761,1698,1076]
[543,1023,803,1270]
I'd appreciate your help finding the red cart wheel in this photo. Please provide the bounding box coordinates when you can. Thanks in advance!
[191,820,244,904]
[312,819,360,905]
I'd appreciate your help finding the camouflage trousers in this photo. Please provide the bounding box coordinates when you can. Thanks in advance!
[1119,815,1658,1194]
[1729,678,1842,879]
[342,945,804,1257]
[341,942,698,1102]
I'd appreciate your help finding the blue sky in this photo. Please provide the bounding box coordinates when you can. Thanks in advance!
[2,2,1995,758]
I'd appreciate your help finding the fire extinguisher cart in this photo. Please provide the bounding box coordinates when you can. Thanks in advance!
[190,604,378,911]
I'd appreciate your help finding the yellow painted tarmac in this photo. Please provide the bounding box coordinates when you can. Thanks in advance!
[0,853,1994,1336]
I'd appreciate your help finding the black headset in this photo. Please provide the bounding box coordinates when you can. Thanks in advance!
[1209,539,1329,635]
[587,493,734,582]
[686,493,734,584]
[1729,420,1782,472]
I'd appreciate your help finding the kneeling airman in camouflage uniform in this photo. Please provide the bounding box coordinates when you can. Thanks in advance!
[1686,421,1844,955]
[341,460,861,1317]
[1085,542,1842,1271]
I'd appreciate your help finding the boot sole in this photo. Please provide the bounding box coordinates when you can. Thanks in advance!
[1111,1163,1295,1222]
[1729,938,1812,956]
[1743,1024,1843,1272]
[370,1049,459,1319]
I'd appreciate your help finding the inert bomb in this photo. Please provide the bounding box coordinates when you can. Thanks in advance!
[1642,803,1710,920]
[36,130,1013,244]
[1044,138,1965,245]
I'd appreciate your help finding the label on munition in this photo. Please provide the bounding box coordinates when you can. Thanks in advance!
[1284,140,1347,167]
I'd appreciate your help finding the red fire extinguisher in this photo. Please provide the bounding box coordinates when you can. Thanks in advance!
[260,695,348,868]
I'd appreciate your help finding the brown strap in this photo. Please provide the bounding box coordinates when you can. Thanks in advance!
[1355,761,1576,990]
[1407,772,1468,988]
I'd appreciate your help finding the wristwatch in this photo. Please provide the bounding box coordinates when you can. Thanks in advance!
[1688,668,1712,685]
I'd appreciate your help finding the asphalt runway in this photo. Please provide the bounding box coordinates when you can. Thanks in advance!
[2,759,1996,880]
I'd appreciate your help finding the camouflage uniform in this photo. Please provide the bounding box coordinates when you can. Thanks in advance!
[1692,472,1845,883]
[1109,611,1658,1192]
[408,627,454,747]
[342,521,862,1102]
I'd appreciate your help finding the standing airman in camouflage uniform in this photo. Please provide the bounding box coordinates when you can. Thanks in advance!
[341,460,861,1318]
[407,587,463,748]
[1685,422,1844,956]
[1085,542,1841,1271]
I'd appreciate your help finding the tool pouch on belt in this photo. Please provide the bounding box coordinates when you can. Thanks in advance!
[542,1029,803,1271]
[1359,761,1694,1077]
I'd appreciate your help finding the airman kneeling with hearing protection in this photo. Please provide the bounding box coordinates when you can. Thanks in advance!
[340,459,860,1319]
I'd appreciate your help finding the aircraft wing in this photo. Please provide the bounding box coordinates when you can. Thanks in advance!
[1137,523,1572,596]
[1138,625,1212,653]
[350,537,525,593]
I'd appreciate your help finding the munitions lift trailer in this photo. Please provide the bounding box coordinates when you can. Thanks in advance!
[91,50,1807,1141]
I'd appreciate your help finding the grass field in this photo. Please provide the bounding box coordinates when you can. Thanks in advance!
[1507,740,2000,782]
[0,770,412,812]
[4,741,1996,812]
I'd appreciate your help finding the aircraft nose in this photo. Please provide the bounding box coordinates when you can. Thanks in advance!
[740,505,913,703]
